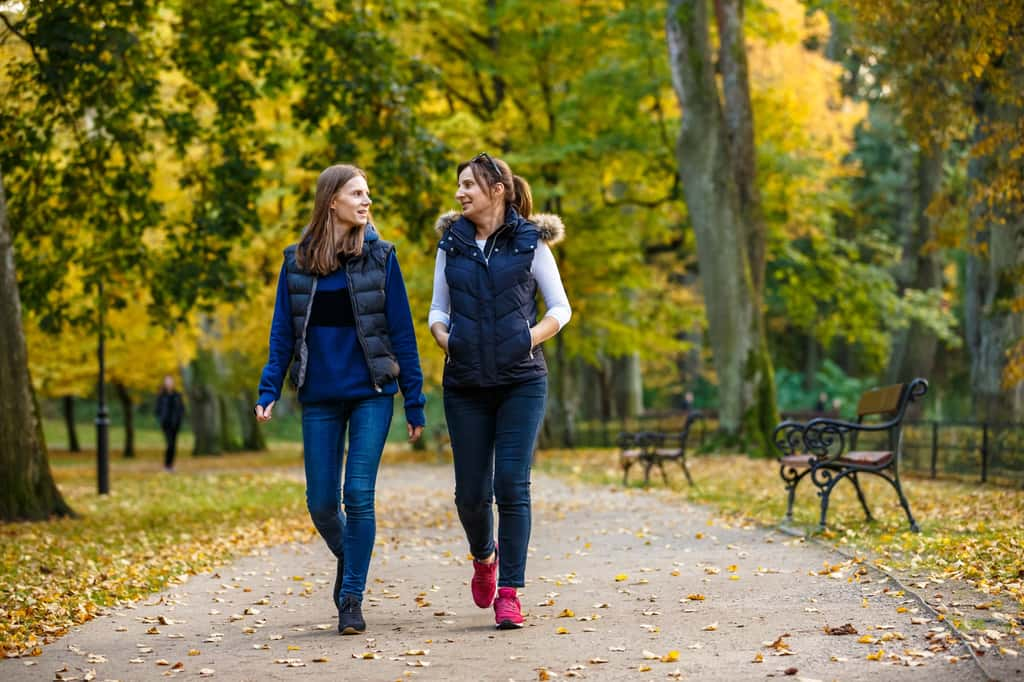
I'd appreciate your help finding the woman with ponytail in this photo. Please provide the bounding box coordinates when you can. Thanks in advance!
[255,164,425,635]
[429,153,572,629]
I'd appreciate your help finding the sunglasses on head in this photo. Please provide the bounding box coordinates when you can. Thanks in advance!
[472,152,503,180]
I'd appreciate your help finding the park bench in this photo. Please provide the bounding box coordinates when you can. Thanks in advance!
[773,378,928,532]
[618,411,704,486]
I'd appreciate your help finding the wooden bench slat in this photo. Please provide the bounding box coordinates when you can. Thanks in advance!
[856,384,904,417]
[839,450,893,467]
[780,454,814,467]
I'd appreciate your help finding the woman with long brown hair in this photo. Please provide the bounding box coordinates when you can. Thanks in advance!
[255,164,425,635]
[429,153,571,629]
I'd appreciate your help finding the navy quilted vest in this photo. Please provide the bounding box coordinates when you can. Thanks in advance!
[439,209,547,388]
[283,226,398,390]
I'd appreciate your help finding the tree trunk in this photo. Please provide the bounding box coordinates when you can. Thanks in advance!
[237,390,266,451]
[184,348,222,456]
[965,86,1024,422]
[886,146,944,384]
[666,0,778,454]
[62,395,81,452]
[114,382,134,458]
[0,166,73,521]
[612,353,644,420]
[218,393,242,452]
[539,333,573,449]
[714,0,767,296]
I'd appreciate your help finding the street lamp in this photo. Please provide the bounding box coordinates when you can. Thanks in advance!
[96,279,109,494]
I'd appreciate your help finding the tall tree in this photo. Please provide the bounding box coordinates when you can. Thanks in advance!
[0,166,72,520]
[666,0,777,452]
[849,0,1024,420]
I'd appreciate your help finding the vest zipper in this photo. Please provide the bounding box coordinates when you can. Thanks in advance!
[297,277,318,389]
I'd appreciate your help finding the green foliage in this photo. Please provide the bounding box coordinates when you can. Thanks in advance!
[775,359,874,416]
[1,1,164,330]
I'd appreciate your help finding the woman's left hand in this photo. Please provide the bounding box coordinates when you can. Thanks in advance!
[408,424,424,443]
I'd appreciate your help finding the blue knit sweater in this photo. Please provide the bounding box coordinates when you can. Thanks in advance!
[257,250,426,427]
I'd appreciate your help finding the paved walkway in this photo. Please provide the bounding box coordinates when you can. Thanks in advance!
[3,464,994,681]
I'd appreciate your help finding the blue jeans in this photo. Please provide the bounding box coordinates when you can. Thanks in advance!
[302,396,393,601]
[444,376,547,588]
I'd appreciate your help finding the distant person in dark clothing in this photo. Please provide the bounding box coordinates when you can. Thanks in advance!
[155,375,185,471]
[681,391,695,411]
[814,392,828,412]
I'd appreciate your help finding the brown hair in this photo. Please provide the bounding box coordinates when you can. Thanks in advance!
[457,154,533,218]
[297,164,368,275]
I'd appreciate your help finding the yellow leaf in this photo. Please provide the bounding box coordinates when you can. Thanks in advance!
[858,635,877,644]
[687,594,705,601]
[703,623,718,631]
[638,665,652,672]
[614,574,628,582]
[866,648,885,661]
[287,645,301,651]
[752,652,764,663]
[188,650,200,656]
[661,650,679,662]
[556,627,569,635]
[695,532,704,540]
[558,609,575,618]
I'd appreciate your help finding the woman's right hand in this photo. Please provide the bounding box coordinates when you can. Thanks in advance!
[430,322,450,353]
[255,401,275,422]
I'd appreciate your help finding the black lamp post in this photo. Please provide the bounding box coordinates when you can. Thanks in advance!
[96,279,109,494]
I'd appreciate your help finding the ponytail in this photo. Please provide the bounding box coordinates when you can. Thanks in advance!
[509,174,532,219]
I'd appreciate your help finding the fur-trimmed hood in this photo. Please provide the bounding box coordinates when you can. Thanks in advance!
[433,210,565,246]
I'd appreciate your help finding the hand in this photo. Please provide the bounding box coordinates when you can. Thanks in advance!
[255,401,275,422]
[407,424,424,443]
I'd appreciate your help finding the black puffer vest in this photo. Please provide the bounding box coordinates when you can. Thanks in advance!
[438,208,548,388]
[283,226,399,391]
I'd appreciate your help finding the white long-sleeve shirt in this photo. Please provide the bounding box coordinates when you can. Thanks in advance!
[428,239,572,330]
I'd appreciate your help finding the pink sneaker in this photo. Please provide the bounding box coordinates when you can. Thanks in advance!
[471,554,497,608]
[493,587,524,629]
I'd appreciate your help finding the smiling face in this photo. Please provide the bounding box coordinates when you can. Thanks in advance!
[330,174,372,230]
[455,165,503,225]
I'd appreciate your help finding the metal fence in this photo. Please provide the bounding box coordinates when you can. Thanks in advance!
[571,413,1024,485]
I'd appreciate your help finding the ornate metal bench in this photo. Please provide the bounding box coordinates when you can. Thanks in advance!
[619,411,704,486]
[773,379,928,532]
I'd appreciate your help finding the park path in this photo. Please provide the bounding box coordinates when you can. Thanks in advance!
[2,463,991,681]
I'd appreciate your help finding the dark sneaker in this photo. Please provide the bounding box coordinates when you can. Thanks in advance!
[338,594,365,635]
[471,552,498,608]
[333,555,345,609]
[493,587,524,629]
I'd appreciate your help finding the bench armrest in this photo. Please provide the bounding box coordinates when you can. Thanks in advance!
[802,417,900,460]
[772,421,806,457]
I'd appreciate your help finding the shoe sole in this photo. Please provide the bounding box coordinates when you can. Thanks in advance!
[340,626,365,635]
[496,619,524,630]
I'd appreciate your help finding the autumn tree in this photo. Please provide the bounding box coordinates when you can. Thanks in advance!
[0,167,73,520]
[666,0,778,452]
[848,0,1024,420]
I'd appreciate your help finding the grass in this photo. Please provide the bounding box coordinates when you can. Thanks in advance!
[535,449,1024,617]
[0,446,314,657]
